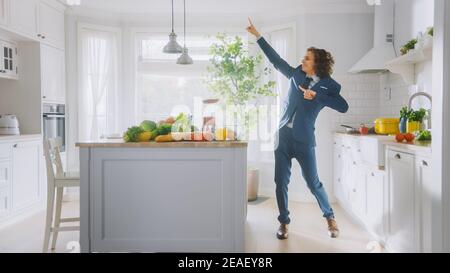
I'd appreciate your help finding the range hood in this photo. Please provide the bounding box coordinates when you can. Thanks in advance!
[349,0,396,73]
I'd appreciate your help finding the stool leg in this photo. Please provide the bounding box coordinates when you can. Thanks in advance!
[43,185,55,253]
[51,187,64,250]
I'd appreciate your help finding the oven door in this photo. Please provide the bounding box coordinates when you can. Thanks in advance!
[43,114,66,152]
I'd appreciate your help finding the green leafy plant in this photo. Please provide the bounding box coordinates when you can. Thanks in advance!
[417,130,432,141]
[400,38,418,55]
[408,108,427,122]
[427,26,434,37]
[205,33,277,139]
[400,106,413,119]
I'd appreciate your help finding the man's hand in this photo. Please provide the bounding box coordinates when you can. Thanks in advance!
[299,86,317,100]
[246,18,261,39]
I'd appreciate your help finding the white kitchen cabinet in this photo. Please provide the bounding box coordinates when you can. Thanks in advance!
[11,140,41,210]
[386,149,417,253]
[333,138,345,203]
[0,187,10,216]
[366,167,385,238]
[0,0,8,26]
[0,160,11,188]
[38,0,65,49]
[0,39,18,79]
[41,44,65,103]
[349,161,367,220]
[9,0,38,39]
[416,155,432,253]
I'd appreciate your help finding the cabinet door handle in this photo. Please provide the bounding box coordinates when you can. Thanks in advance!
[353,189,356,193]
[422,160,428,167]
[357,149,361,152]
[13,144,17,148]
[353,161,356,165]
[42,35,46,39]
[395,154,401,160]
[371,172,375,177]
[338,155,341,158]
[37,34,42,38]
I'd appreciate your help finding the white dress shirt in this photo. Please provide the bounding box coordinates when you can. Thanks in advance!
[286,74,320,128]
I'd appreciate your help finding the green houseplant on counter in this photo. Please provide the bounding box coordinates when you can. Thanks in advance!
[407,108,427,133]
[399,106,412,134]
[205,33,276,140]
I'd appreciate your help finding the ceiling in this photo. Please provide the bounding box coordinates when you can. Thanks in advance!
[66,0,373,19]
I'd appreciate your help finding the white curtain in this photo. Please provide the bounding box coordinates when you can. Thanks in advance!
[79,27,119,141]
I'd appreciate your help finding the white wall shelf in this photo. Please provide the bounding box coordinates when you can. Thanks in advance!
[385,42,433,85]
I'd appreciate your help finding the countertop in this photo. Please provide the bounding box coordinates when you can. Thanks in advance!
[0,134,42,142]
[76,139,248,148]
[335,132,432,155]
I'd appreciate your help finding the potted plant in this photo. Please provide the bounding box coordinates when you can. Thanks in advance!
[205,33,277,201]
[399,106,412,133]
[205,33,276,138]
[400,38,418,55]
[407,108,427,133]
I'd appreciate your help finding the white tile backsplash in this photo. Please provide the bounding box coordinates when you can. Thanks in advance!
[332,59,432,132]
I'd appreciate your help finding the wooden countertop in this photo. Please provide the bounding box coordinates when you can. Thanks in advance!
[76,139,248,148]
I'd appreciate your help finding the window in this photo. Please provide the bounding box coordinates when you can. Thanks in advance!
[135,33,246,125]
[78,24,120,141]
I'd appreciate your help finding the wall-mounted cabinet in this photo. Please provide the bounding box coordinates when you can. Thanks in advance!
[4,0,65,50]
[0,0,9,27]
[41,44,65,103]
[0,39,18,79]
[9,0,39,40]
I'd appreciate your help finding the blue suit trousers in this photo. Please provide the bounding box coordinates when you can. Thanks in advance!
[274,126,334,224]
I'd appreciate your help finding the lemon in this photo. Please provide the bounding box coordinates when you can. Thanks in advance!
[215,128,235,141]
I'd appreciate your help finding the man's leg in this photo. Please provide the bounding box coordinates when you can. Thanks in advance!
[274,127,293,225]
[294,143,334,219]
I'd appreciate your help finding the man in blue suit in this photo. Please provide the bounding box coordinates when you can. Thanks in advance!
[247,19,349,240]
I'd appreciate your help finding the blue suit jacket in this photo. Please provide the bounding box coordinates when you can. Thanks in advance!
[257,37,349,147]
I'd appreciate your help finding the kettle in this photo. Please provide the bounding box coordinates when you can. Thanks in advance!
[0,114,20,135]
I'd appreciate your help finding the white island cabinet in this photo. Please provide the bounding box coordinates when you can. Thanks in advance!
[76,140,248,253]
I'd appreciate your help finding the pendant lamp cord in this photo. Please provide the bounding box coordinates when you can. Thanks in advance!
[183,0,186,46]
[171,0,174,33]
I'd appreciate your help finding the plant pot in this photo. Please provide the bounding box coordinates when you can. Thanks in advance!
[407,121,421,133]
[399,117,407,134]
[247,168,260,202]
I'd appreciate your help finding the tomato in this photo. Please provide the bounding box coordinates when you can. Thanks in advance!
[395,133,405,142]
[404,133,415,142]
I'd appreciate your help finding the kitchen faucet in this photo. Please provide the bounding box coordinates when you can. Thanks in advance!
[408,92,432,130]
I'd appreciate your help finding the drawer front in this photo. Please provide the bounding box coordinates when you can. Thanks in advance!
[0,143,12,159]
[388,150,414,165]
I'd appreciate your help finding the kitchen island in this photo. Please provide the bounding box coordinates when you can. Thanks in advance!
[76,140,248,253]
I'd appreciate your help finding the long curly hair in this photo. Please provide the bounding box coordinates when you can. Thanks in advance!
[308,47,335,78]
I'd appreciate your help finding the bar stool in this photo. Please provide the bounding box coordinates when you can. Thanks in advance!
[42,138,80,253]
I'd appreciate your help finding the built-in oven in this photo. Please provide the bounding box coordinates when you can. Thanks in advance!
[43,103,66,152]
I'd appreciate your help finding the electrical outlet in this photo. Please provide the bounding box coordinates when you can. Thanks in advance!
[384,87,392,101]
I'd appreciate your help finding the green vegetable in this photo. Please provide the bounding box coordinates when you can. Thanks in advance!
[156,124,172,136]
[408,108,427,122]
[140,120,157,132]
[417,130,432,141]
[400,107,413,119]
[123,126,145,142]
[172,113,191,132]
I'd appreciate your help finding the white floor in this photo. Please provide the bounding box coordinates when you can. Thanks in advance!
[0,197,379,253]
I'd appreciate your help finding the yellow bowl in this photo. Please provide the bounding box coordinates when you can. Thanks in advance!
[374,118,400,135]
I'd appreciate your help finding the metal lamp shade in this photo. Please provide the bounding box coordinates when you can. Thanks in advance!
[177,47,193,65]
[163,32,183,54]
